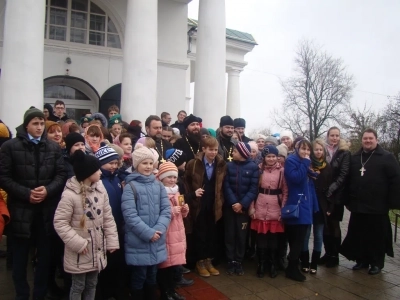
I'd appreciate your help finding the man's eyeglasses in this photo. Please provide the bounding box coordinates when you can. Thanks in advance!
[55,106,64,110]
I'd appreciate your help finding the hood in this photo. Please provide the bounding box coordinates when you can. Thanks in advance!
[338,139,349,151]
[124,171,156,184]
[65,176,104,194]
[91,112,108,128]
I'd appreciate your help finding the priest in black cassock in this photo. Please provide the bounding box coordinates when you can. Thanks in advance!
[340,128,400,275]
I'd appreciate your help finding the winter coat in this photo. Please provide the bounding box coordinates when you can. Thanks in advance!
[121,172,171,266]
[312,164,333,225]
[0,193,10,239]
[283,154,319,225]
[54,177,119,274]
[0,125,66,238]
[249,164,288,221]
[100,169,123,229]
[347,144,400,214]
[48,113,69,123]
[223,159,260,210]
[217,134,238,162]
[63,150,75,179]
[174,135,201,163]
[184,152,227,233]
[159,191,188,268]
[240,135,252,143]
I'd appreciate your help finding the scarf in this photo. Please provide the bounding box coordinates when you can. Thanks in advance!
[164,184,179,195]
[326,143,338,163]
[311,157,327,171]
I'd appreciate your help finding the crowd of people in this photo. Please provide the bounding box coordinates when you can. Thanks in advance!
[0,100,400,300]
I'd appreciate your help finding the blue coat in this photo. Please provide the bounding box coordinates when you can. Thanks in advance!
[121,172,171,266]
[100,168,123,228]
[283,154,319,225]
[224,159,260,209]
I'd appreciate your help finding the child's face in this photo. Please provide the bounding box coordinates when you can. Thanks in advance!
[88,169,101,183]
[70,142,85,155]
[101,159,119,174]
[202,146,218,161]
[232,148,244,161]
[277,155,286,165]
[137,159,154,176]
[281,136,292,148]
[298,144,310,159]
[162,175,177,187]
[250,149,258,159]
[88,134,100,144]
[265,154,277,166]
[120,137,132,155]
[111,124,122,137]
[232,133,239,141]
[313,143,324,160]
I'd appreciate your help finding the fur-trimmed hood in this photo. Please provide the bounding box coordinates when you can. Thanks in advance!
[91,112,108,128]
[337,139,349,151]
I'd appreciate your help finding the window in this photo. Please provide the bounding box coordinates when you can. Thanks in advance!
[44,85,91,100]
[44,0,121,49]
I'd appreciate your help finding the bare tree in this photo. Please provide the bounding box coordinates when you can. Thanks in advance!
[247,127,271,139]
[275,39,355,141]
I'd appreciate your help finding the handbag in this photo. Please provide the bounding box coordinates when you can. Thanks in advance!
[281,192,304,220]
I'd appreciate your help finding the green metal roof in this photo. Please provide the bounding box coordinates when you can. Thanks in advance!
[188,18,257,45]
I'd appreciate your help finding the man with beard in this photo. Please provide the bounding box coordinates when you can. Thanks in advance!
[233,118,252,143]
[145,115,172,164]
[174,114,203,163]
[171,110,187,136]
[218,116,237,162]
[340,128,400,275]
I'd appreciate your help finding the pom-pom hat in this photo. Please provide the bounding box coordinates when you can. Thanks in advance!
[95,143,120,165]
[72,150,101,182]
[262,145,279,158]
[157,162,178,181]
[236,142,251,159]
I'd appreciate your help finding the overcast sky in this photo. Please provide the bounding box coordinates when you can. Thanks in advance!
[188,0,400,133]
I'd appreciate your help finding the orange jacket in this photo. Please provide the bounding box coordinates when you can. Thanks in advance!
[0,193,10,239]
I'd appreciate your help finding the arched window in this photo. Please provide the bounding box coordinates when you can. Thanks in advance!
[44,0,121,49]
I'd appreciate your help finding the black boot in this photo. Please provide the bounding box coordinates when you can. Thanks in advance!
[300,251,310,273]
[257,248,266,278]
[144,284,157,300]
[277,235,288,270]
[318,235,331,265]
[326,237,340,268]
[130,289,144,300]
[285,259,306,282]
[310,251,321,274]
[267,249,278,278]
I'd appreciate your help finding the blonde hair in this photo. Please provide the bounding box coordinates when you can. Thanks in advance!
[79,181,87,229]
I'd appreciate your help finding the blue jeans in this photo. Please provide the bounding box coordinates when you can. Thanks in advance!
[303,223,324,252]
[130,265,158,290]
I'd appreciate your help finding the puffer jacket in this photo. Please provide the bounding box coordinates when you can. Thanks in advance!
[283,154,319,225]
[159,191,188,268]
[249,163,288,221]
[63,149,75,179]
[122,172,171,266]
[224,159,260,210]
[54,177,119,274]
[0,125,66,238]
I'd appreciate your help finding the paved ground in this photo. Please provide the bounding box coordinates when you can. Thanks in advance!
[1,210,400,299]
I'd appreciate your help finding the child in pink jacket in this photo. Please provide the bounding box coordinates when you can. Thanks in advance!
[156,162,189,300]
[249,145,288,279]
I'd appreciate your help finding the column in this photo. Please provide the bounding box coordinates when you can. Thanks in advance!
[185,60,192,113]
[0,0,45,133]
[226,68,242,118]
[193,0,226,127]
[121,0,157,123]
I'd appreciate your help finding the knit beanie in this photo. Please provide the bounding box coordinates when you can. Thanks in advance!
[45,121,58,131]
[276,144,288,158]
[200,128,210,137]
[265,136,279,146]
[95,143,120,166]
[108,114,123,128]
[65,132,85,154]
[108,143,124,158]
[236,142,251,159]
[233,118,246,128]
[207,128,216,138]
[23,107,45,127]
[0,120,11,148]
[262,145,279,158]
[132,147,155,169]
[219,115,234,127]
[157,162,178,181]
[248,141,258,153]
[149,148,159,162]
[166,148,187,167]
[72,150,101,182]
[252,133,267,141]
[280,130,294,142]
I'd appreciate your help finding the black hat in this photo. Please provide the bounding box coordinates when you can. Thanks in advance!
[165,148,187,167]
[44,103,53,116]
[65,132,85,155]
[233,118,246,128]
[219,115,234,127]
[183,114,202,129]
[71,150,101,182]
[23,107,45,128]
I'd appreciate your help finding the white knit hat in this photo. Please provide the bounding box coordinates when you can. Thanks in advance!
[132,147,155,169]
[276,144,288,158]
[280,130,293,141]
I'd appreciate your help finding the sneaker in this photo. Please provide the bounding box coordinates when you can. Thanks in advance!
[235,262,244,276]
[226,261,236,275]
[175,276,194,287]
[205,258,220,276]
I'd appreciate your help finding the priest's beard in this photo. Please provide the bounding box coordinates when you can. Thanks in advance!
[187,130,201,143]
[220,131,232,140]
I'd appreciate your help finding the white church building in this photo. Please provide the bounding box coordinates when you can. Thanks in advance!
[0,0,256,133]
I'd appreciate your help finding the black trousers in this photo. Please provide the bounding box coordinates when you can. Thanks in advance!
[224,208,249,263]
[193,209,216,260]
[157,267,175,294]
[257,232,279,250]
[285,224,308,261]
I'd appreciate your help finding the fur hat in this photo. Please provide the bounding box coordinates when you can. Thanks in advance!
[72,150,101,182]
[236,142,251,159]
[23,107,45,127]
[280,130,293,142]
[219,115,234,127]
[132,147,155,169]
[166,148,187,167]
[265,136,279,146]
[65,132,85,154]
[157,162,178,181]
[262,145,279,158]
[182,114,202,129]
[95,143,120,165]
[276,144,288,159]
[233,118,246,128]
[108,114,123,128]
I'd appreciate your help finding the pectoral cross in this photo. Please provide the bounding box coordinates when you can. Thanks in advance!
[160,158,166,163]
[360,166,366,176]
[227,155,233,162]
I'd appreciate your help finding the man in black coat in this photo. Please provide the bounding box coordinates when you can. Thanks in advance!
[171,110,187,136]
[217,116,238,162]
[173,114,202,163]
[233,118,252,143]
[145,115,173,163]
[340,128,400,275]
[47,100,69,122]
[0,107,66,299]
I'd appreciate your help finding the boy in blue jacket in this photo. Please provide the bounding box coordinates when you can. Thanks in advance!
[224,142,259,275]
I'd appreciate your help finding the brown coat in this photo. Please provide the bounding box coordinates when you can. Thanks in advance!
[184,152,226,233]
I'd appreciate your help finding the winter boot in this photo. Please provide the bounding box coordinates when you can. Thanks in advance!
[285,259,306,282]
[144,284,157,300]
[130,289,144,300]
[318,235,331,265]
[256,248,266,278]
[300,251,310,273]
[267,249,278,278]
[196,260,210,277]
[310,251,321,274]
[326,237,340,268]
[205,258,220,276]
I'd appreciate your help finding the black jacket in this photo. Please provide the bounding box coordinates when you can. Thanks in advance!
[347,144,400,214]
[171,121,185,136]
[48,113,69,122]
[217,134,237,162]
[313,164,333,225]
[0,125,66,238]
[174,134,201,163]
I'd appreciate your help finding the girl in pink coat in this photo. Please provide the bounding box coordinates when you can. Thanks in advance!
[156,162,189,300]
[249,145,288,279]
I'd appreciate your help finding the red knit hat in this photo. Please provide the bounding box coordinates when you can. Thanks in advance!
[157,162,178,181]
